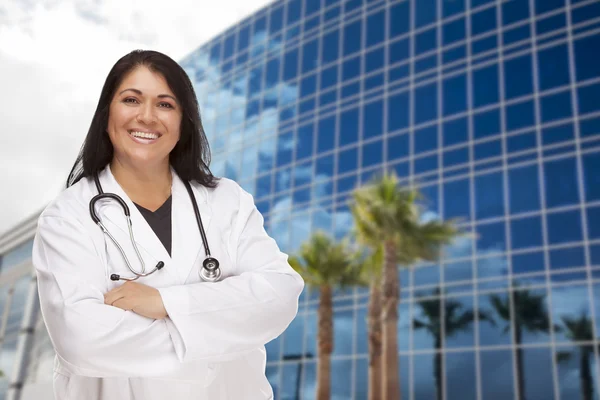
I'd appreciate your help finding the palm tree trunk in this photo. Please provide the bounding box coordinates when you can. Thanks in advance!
[368,281,382,400]
[434,338,442,400]
[382,239,401,400]
[317,285,333,400]
[515,325,526,400]
[580,349,593,400]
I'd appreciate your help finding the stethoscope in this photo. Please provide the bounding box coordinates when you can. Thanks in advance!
[89,173,221,282]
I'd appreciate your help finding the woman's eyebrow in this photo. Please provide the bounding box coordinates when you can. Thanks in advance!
[118,88,177,102]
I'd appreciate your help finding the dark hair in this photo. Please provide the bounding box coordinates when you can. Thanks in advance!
[66,49,219,189]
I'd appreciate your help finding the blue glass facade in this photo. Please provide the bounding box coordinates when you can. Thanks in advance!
[179,0,600,398]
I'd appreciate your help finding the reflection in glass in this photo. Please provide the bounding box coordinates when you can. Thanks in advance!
[479,292,511,346]
[477,255,509,281]
[443,74,467,116]
[549,247,585,271]
[266,366,281,400]
[547,210,583,245]
[509,164,541,214]
[446,351,476,400]
[489,286,555,400]
[474,108,501,139]
[301,361,316,400]
[340,108,359,146]
[343,20,361,56]
[281,362,302,400]
[413,353,435,400]
[413,264,440,287]
[399,303,410,352]
[332,310,353,356]
[583,152,600,201]
[473,64,499,108]
[355,307,368,355]
[0,286,9,324]
[476,222,506,254]
[523,347,556,400]
[506,100,535,132]
[1,239,33,273]
[504,53,533,100]
[366,47,385,74]
[444,260,472,284]
[283,313,305,359]
[331,359,352,399]
[556,343,598,400]
[415,83,437,124]
[354,356,368,400]
[387,92,409,132]
[304,312,317,359]
[443,178,470,220]
[6,275,30,336]
[541,91,572,123]
[511,216,543,250]
[0,337,17,398]
[412,290,489,399]
[480,349,515,399]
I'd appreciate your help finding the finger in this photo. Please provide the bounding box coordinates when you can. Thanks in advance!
[105,290,126,306]
[112,298,133,311]
[104,282,129,304]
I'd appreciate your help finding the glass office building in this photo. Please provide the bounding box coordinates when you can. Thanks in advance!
[178,0,600,399]
[1,0,600,399]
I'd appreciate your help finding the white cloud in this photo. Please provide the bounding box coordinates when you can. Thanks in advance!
[0,0,275,236]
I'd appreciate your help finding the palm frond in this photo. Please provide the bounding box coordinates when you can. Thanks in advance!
[289,230,363,289]
[489,295,510,322]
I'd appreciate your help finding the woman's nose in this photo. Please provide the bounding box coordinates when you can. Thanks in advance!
[136,104,157,124]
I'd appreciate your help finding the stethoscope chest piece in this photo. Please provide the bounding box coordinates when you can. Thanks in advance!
[200,256,221,282]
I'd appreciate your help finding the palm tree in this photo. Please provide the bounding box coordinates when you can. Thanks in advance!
[489,285,554,400]
[350,172,460,399]
[556,312,599,400]
[413,289,494,400]
[351,245,384,400]
[288,231,363,400]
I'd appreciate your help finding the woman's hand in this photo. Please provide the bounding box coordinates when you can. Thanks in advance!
[104,281,168,320]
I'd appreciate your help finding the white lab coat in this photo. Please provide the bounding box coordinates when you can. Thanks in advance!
[32,165,304,400]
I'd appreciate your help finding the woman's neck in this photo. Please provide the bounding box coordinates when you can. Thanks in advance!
[110,158,172,209]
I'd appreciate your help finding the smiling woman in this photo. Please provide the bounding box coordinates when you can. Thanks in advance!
[106,66,183,210]
[30,49,304,400]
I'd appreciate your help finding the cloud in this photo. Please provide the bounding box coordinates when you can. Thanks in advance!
[0,0,275,236]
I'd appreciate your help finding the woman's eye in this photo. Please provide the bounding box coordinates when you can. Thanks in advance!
[122,98,173,109]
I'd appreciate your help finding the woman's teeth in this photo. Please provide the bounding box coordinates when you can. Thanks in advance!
[130,131,159,140]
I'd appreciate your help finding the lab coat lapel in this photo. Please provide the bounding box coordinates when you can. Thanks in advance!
[94,166,178,282]
[171,173,212,284]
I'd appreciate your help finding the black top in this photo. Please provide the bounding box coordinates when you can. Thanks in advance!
[134,195,172,257]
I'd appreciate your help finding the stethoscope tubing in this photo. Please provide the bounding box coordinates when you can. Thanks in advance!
[89,173,219,282]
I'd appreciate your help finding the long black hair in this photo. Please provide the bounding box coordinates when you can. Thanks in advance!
[66,49,219,189]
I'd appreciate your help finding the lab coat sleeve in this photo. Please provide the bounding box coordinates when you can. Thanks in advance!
[33,214,184,378]
[158,183,305,362]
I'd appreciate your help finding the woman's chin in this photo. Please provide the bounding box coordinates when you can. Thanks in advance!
[116,150,169,169]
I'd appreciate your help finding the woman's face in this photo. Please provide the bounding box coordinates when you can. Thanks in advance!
[107,66,182,170]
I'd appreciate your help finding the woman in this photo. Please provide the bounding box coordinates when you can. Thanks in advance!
[32,49,304,400]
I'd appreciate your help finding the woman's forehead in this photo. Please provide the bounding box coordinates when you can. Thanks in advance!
[117,66,175,97]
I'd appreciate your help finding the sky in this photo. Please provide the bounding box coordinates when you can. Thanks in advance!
[0,0,274,237]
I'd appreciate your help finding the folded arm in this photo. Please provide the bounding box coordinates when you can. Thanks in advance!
[158,185,305,362]
[33,215,183,378]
